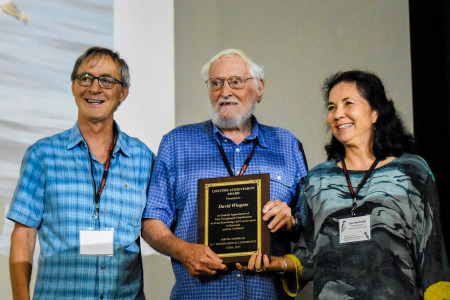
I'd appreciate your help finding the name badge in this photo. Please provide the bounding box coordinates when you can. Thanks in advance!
[80,229,114,255]
[339,215,371,244]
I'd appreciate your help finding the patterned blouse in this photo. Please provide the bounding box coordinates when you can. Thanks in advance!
[294,153,450,299]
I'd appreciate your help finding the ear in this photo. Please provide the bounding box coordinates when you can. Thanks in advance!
[71,82,75,96]
[119,87,129,104]
[371,109,379,124]
[256,78,265,103]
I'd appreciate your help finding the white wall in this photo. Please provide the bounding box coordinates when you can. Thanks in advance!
[114,0,175,155]
[114,1,176,299]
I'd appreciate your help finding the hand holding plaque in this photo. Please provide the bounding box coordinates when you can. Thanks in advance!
[198,173,270,264]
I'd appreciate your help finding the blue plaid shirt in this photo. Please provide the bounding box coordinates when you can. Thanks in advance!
[7,122,155,300]
[143,118,308,300]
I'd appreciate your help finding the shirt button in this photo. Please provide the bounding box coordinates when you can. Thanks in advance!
[102,210,106,214]
[235,148,240,153]
[277,175,281,180]
[101,265,106,270]
[100,295,104,299]
[237,273,241,277]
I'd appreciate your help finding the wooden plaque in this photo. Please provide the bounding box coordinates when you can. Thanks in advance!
[198,173,270,264]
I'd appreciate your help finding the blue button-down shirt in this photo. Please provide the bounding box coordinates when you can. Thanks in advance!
[7,122,155,299]
[143,118,307,300]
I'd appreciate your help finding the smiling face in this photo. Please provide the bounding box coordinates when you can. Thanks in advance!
[72,54,128,126]
[327,81,379,151]
[208,55,264,129]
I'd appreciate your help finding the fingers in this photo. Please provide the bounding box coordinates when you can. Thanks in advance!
[245,253,280,272]
[246,253,263,271]
[262,254,271,267]
[181,244,227,276]
[204,246,225,264]
[262,200,293,232]
[235,262,247,271]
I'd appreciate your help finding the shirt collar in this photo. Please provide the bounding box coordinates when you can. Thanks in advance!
[211,116,268,148]
[67,121,130,157]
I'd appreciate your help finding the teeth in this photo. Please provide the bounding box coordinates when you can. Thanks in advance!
[87,99,103,104]
[338,123,353,129]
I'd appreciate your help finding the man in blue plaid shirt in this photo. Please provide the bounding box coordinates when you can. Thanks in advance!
[7,46,155,299]
[142,49,308,299]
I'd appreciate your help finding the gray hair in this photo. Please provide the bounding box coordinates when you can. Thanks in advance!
[201,49,264,87]
[71,46,130,88]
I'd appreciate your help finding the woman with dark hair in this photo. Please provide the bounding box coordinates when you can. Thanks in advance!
[245,70,450,299]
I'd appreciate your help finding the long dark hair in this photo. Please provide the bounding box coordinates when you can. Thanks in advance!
[323,70,415,161]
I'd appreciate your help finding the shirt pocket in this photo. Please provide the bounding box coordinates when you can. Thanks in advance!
[258,167,296,205]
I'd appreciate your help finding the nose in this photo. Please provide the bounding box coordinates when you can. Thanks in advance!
[219,80,234,98]
[89,79,102,93]
[333,105,344,119]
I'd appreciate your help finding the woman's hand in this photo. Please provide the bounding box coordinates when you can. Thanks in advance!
[236,253,286,273]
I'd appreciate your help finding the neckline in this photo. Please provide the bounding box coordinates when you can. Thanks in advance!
[334,156,398,172]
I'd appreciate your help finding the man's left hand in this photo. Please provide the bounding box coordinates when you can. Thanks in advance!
[262,200,294,232]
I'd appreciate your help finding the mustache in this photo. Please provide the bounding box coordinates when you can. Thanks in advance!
[217,97,240,105]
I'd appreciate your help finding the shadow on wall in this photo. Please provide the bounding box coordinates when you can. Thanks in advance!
[0,255,12,299]
[143,254,175,299]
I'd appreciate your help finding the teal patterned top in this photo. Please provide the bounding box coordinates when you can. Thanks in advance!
[294,153,450,299]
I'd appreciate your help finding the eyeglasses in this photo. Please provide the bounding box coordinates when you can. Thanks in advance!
[205,76,254,91]
[75,73,123,89]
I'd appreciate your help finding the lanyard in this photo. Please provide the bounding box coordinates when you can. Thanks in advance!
[88,132,116,219]
[217,140,257,177]
[342,158,379,216]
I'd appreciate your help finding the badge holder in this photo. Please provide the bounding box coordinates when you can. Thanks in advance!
[80,228,114,256]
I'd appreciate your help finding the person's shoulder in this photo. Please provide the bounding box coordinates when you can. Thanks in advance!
[301,161,338,188]
[258,123,301,145]
[28,128,72,150]
[308,161,337,175]
[394,153,432,177]
[163,120,211,140]
[119,131,154,156]
[259,123,295,136]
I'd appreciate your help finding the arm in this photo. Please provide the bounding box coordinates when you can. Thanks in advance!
[9,222,37,300]
[417,175,450,293]
[141,218,227,276]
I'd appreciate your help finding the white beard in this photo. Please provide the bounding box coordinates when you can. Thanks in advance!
[210,97,255,129]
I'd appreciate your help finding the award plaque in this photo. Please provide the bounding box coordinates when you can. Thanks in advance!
[198,173,270,264]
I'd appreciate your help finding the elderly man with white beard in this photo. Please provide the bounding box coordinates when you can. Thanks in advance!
[142,49,308,300]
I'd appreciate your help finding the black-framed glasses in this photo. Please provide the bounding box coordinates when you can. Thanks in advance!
[75,73,123,89]
[205,76,254,91]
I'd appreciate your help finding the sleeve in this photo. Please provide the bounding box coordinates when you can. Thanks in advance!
[280,182,314,296]
[6,145,45,228]
[142,134,177,229]
[289,139,308,216]
[294,184,314,283]
[416,174,450,293]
